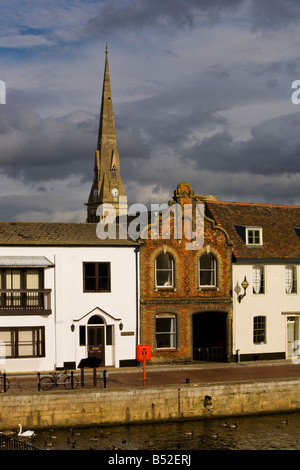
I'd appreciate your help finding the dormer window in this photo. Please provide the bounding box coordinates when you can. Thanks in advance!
[246,227,263,246]
[235,226,263,246]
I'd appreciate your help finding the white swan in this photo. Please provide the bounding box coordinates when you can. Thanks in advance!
[17,424,35,437]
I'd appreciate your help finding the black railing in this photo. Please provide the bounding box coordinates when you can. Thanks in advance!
[0,373,9,393]
[193,346,226,362]
[0,369,108,393]
[0,289,51,312]
[0,432,42,450]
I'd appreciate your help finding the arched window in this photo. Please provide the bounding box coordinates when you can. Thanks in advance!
[252,266,265,294]
[111,164,117,178]
[199,253,216,287]
[155,253,174,287]
[285,266,297,294]
[88,315,104,324]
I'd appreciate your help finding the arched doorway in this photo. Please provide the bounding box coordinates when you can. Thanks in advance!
[87,315,105,366]
[192,311,227,362]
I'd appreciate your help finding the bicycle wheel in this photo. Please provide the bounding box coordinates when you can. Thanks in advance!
[40,376,55,391]
[63,375,78,390]
[0,377,10,392]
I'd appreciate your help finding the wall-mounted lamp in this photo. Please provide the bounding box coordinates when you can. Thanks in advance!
[119,322,123,331]
[238,276,249,303]
[70,324,75,332]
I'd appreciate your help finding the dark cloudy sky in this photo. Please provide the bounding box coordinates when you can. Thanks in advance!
[1,0,300,222]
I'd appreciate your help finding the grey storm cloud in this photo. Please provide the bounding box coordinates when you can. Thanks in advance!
[3,0,300,222]
[250,0,300,30]
[85,0,300,36]
[85,0,245,35]
[0,106,98,183]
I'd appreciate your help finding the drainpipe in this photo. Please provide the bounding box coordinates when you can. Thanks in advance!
[135,246,140,348]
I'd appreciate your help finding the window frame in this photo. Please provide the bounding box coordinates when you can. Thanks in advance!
[285,265,297,294]
[0,326,45,359]
[83,262,111,293]
[0,268,50,314]
[253,316,266,344]
[199,253,217,287]
[155,253,174,288]
[155,314,176,350]
[252,265,265,295]
[246,227,263,246]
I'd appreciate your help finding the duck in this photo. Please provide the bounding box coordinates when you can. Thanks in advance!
[228,423,238,429]
[44,441,54,448]
[1,430,15,436]
[17,424,35,437]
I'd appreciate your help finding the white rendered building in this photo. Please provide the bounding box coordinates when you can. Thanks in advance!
[207,200,300,362]
[0,224,139,372]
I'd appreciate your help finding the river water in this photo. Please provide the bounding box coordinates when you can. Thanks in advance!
[21,411,300,451]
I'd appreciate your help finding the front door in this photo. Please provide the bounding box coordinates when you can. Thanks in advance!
[287,317,298,358]
[87,325,104,366]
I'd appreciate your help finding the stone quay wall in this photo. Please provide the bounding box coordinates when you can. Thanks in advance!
[0,377,300,430]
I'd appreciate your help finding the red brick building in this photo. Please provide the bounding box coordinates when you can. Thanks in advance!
[139,182,233,364]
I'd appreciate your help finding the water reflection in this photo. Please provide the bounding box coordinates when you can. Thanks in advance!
[26,412,300,450]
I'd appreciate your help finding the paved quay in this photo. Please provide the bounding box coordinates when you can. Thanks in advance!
[104,360,300,388]
[6,360,300,392]
[3,360,300,430]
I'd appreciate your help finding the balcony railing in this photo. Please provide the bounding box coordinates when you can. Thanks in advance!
[0,289,51,315]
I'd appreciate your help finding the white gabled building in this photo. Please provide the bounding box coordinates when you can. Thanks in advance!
[206,200,300,362]
[0,49,140,373]
[0,223,139,373]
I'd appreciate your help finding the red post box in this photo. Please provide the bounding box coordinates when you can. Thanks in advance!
[136,344,151,362]
[136,344,151,386]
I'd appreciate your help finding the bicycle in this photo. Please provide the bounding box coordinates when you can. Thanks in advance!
[39,370,78,391]
[0,373,10,393]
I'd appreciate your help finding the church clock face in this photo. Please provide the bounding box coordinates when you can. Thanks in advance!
[93,188,98,198]
[111,188,119,198]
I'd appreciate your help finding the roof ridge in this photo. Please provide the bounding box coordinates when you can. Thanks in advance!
[0,221,96,225]
[206,200,300,209]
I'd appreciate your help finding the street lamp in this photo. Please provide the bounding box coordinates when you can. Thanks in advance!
[238,276,249,303]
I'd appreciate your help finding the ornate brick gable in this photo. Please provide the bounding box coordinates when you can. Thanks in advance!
[139,183,233,364]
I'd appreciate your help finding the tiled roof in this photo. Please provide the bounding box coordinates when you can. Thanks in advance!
[206,200,300,261]
[0,222,138,246]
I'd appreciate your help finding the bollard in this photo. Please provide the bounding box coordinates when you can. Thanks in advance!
[71,371,74,389]
[37,372,41,391]
[81,368,84,387]
[103,369,107,388]
[3,373,7,392]
[93,368,97,386]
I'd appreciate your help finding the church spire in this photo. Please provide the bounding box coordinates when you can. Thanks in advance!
[86,47,127,223]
